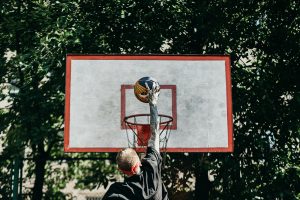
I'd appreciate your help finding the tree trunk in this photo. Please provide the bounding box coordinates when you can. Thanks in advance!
[193,154,211,200]
[32,145,47,200]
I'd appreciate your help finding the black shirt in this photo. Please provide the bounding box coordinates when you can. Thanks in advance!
[102,147,169,200]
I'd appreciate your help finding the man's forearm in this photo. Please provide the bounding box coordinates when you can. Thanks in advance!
[148,103,160,152]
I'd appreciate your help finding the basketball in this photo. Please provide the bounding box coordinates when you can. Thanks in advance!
[134,77,160,103]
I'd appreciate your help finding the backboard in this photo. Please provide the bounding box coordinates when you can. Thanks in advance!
[64,55,233,152]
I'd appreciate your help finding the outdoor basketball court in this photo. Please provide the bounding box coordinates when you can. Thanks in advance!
[64,55,233,153]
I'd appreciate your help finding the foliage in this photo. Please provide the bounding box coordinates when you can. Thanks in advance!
[0,0,299,199]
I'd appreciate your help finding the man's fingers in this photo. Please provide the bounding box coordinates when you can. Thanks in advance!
[151,82,159,92]
[145,82,150,91]
[152,82,160,93]
[146,81,160,100]
[151,81,156,89]
[155,85,160,93]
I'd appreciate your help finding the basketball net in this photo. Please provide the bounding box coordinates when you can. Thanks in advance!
[124,114,173,159]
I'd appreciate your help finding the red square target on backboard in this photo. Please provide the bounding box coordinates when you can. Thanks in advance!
[120,84,177,130]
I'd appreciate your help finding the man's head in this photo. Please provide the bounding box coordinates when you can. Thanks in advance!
[116,148,141,176]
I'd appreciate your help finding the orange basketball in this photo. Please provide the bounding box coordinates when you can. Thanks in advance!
[134,77,159,103]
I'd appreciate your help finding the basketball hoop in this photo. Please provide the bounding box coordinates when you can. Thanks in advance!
[123,114,173,151]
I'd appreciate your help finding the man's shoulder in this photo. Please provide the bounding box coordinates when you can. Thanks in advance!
[102,182,128,199]
[142,147,162,169]
[144,147,162,161]
[108,182,127,191]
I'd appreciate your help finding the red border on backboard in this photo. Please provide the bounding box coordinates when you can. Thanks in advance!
[64,55,233,153]
[64,56,71,152]
[120,85,177,130]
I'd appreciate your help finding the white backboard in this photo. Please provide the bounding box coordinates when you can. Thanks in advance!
[64,55,233,152]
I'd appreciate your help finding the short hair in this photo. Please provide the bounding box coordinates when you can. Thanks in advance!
[116,148,140,171]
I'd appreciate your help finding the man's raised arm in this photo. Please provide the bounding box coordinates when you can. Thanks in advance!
[146,82,160,153]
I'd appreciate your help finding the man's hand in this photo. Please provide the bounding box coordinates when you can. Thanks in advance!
[145,81,160,105]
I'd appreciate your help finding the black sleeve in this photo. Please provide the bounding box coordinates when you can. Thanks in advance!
[141,147,167,199]
[143,147,162,170]
[102,183,129,200]
[141,147,163,189]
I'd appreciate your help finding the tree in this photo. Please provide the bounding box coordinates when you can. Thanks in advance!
[1,0,299,199]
